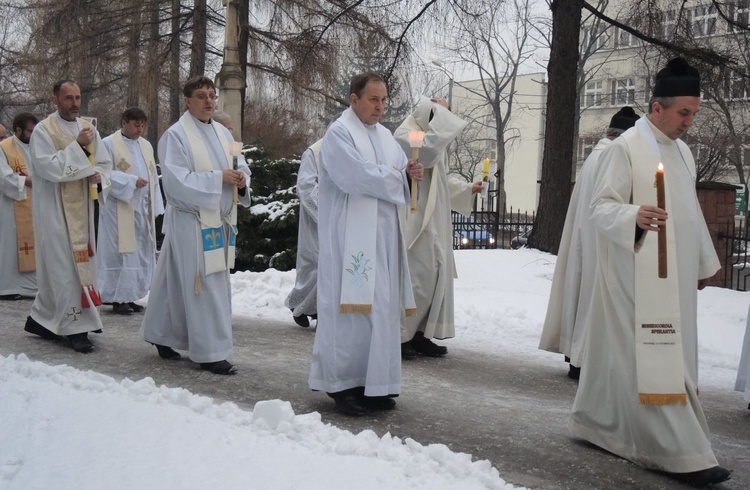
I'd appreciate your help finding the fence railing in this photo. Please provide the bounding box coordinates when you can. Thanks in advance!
[718,218,750,291]
[451,187,534,250]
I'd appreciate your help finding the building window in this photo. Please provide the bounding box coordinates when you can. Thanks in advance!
[582,80,605,108]
[726,69,750,100]
[583,25,608,52]
[615,28,635,48]
[660,10,677,39]
[690,5,717,37]
[730,0,750,33]
[612,78,636,104]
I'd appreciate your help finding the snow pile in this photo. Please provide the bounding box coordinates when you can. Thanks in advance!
[0,354,518,490]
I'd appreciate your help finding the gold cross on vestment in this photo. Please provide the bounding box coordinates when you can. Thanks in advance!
[116,158,131,172]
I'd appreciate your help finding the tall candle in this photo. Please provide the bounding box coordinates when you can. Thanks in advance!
[482,158,490,181]
[408,131,425,213]
[656,162,667,278]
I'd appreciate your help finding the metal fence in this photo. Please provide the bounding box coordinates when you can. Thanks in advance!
[451,187,535,250]
[718,219,750,291]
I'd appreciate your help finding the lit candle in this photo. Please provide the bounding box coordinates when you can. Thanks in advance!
[655,162,667,278]
[482,158,490,181]
[408,131,425,213]
[230,142,243,203]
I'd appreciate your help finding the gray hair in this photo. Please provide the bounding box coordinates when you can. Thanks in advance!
[648,96,676,113]
[605,127,626,138]
[213,111,231,125]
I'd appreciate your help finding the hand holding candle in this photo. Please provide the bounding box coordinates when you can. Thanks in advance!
[407,131,425,212]
[229,142,243,203]
[655,162,667,278]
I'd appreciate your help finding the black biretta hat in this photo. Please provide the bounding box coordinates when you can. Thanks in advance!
[609,106,639,130]
[653,58,701,97]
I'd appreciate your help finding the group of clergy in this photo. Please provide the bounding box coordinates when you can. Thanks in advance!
[539,58,745,486]
[2,76,250,375]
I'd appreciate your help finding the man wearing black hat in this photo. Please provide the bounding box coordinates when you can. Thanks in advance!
[540,106,639,380]
[569,58,730,485]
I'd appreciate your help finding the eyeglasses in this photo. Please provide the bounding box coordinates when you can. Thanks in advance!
[192,93,217,101]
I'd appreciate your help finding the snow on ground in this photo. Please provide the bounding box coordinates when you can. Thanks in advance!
[3,248,748,489]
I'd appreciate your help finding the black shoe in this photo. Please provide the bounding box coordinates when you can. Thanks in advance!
[24,316,61,340]
[411,332,447,357]
[330,389,371,416]
[200,360,237,375]
[293,314,310,328]
[401,341,417,360]
[568,364,581,380]
[0,294,23,300]
[67,333,94,353]
[112,302,131,315]
[150,343,181,360]
[668,466,731,486]
[128,302,144,312]
[362,395,397,410]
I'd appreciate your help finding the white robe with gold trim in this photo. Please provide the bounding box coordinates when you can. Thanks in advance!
[96,133,164,303]
[570,118,721,473]
[0,136,36,296]
[28,113,112,335]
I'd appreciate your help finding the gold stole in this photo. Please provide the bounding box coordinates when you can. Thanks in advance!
[0,138,35,272]
[40,115,102,307]
[111,130,157,253]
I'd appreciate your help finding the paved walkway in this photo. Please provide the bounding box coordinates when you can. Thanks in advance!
[0,298,748,489]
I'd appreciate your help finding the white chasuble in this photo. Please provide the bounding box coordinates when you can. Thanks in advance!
[394,97,471,342]
[28,113,112,335]
[570,117,721,473]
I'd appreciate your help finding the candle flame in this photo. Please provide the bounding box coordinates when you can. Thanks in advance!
[408,130,425,148]
[657,162,664,172]
[229,142,243,157]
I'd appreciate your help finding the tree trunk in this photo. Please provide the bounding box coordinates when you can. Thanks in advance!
[126,7,142,108]
[169,0,181,124]
[528,0,583,254]
[146,2,160,146]
[189,0,207,78]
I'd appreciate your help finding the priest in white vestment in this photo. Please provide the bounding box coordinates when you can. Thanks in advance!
[735,303,750,410]
[97,108,164,315]
[140,76,251,375]
[309,72,420,416]
[570,59,730,486]
[0,113,39,299]
[284,139,322,328]
[394,96,481,359]
[539,107,639,379]
[25,80,112,354]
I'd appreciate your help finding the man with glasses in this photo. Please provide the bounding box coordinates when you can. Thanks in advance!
[97,108,164,315]
[141,76,251,375]
[0,113,39,300]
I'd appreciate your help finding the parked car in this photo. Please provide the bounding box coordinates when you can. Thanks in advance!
[453,223,495,249]
[510,228,530,249]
